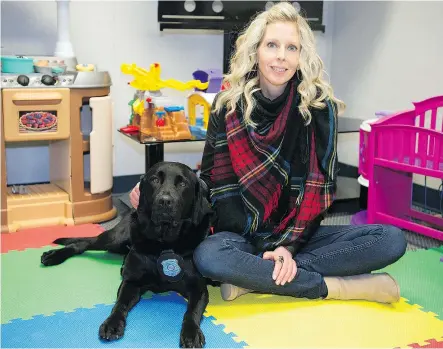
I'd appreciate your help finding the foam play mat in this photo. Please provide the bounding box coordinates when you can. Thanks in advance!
[2,224,443,348]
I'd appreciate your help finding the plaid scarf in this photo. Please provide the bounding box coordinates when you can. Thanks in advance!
[210,79,338,252]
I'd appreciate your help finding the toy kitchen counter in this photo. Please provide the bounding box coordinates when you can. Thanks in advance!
[1,68,116,233]
[1,70,111,89]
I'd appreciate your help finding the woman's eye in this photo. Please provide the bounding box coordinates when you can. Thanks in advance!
[288,45,298,51]
[267,42,277,48]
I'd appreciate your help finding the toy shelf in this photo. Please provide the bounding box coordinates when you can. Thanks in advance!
[6,183,74,231]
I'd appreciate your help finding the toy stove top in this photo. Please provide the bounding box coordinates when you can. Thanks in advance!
[1,71,112,89]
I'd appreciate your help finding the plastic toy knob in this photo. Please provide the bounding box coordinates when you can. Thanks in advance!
[41,75,56,86]
[156,119,165,127]
[17,75,30,86]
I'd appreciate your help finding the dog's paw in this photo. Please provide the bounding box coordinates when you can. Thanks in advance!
[99,315,126,341]
[180,321,205,348]
[41,249,70,266]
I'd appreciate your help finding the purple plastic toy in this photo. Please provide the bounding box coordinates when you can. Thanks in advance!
[192,69,223,93]
[350,210,368,225]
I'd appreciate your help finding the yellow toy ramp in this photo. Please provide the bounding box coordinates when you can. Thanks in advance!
[121,62,209,91]
[205,286,443,348]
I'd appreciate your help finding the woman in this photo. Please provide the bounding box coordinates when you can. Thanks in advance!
[130,2,407,303]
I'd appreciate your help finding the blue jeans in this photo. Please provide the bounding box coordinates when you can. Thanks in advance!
[193,224,407,299]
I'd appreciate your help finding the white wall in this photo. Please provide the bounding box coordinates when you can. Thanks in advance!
[330,1,443,193]
[1,0,333,185]
[330,1,443,118]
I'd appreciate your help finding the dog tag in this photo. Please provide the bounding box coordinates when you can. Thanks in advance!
[157,249,185,283]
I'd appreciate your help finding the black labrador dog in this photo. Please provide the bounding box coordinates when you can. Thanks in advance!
[40,161,214,348]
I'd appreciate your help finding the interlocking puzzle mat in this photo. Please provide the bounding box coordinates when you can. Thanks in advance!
[204,287,443,348]
[2,293,246,348]
[1,223,104,253]
[1,225,442,348]
[407,337,443,348]
[380,246,443,319]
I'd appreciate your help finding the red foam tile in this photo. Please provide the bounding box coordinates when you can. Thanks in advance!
[1,224,105,253]
[407,338,443,348]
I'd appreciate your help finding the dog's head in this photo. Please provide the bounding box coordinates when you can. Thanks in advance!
[137,161,212,243]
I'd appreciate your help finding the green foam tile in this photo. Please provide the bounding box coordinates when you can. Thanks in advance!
[1,246,126,324]
[379,247,443,319]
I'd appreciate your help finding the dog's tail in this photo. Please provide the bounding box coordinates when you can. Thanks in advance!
[53,237,97,246]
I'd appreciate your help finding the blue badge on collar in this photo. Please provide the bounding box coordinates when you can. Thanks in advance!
[161,259,181,277]
[157,250,185,282]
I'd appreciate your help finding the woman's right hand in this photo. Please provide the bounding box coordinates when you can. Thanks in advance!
[130,182,140,209]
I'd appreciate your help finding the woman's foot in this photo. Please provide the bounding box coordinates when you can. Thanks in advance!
[324,272,400,303]
[220,283,252,301]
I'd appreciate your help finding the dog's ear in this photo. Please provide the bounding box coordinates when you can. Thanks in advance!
[196,177,209,199]
[136,174,148,212]
[192,178,213,226]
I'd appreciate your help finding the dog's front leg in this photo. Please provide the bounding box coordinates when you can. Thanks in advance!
[180,284,209,348]
[99,281,141,341]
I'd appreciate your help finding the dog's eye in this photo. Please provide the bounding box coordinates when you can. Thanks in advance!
[178,181,186,187]
[150,177,160,184]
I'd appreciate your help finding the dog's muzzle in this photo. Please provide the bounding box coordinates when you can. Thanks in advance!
[152,193,180,224]
[158,193,173,210]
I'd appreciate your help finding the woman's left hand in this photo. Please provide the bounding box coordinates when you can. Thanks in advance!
[263,246,297,286]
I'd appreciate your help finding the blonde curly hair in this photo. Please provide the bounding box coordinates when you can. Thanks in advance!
[213,1,345,126]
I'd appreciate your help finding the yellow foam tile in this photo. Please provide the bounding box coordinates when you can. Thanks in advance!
[205,287,443,348]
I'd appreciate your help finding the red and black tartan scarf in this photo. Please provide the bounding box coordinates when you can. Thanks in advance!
[210,79,338,251]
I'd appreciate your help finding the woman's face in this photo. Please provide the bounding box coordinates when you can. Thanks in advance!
[257,21,300,97]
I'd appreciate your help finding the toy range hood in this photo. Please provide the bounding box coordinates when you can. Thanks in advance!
[158,1,325,73]
[157,1,325,33]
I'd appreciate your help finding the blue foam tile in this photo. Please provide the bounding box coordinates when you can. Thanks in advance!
[1,293,246,348]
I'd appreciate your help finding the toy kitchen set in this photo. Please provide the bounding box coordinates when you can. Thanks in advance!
[1,53,116,233]
[1,0,116,233]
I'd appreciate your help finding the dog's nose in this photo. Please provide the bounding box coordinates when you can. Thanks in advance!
[158,194,173,209]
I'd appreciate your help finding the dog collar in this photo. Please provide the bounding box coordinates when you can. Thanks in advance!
[157,249,185,283]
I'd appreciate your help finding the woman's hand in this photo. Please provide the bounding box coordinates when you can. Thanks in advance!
[129,182,140,209]
[263,246,297,286]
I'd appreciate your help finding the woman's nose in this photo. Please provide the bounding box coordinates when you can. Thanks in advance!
[277,48,286,61]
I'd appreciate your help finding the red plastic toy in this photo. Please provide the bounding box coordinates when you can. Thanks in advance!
[119,125,139,134]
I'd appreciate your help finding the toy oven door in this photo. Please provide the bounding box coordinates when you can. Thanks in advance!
[2,88,70,142]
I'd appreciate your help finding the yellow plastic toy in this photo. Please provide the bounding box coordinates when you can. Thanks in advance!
[121,63,209,92]
[132,98,145,116]
[187,92,216,130]
[76,63,95,72]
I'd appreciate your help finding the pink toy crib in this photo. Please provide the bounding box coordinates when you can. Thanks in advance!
[366,96,443,240]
